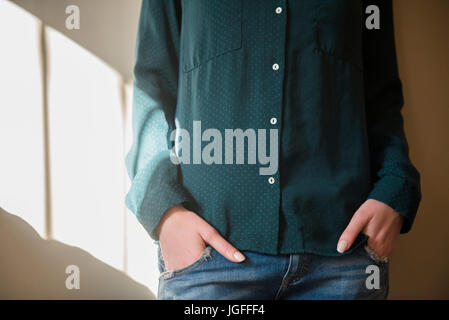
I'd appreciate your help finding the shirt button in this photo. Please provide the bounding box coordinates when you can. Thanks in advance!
[272,63,280,71]
[275,7,283,14]
[268,177,275,184]
[270,117,277,125]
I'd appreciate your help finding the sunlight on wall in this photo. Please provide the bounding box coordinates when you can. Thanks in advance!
[0,0,45,236]
[0,0,160,296]
[46,26,125,270]
[46,29,159,293]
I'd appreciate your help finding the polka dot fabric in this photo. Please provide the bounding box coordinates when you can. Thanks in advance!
[126,0,421,255]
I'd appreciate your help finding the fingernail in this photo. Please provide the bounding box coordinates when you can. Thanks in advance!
[337,240,348,253]
[233,251,245,262]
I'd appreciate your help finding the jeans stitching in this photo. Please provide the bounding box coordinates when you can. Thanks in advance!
[274,254,293,300]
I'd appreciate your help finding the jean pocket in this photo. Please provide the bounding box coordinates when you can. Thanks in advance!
[180,0,243,73]
[156,242,165,274]
[362,244,389,265]
[314,0,363,70]
[158,246,213,281]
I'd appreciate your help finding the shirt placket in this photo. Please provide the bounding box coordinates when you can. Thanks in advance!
[269,0,287,252]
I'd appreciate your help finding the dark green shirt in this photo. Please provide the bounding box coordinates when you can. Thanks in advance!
[126,0,421,255]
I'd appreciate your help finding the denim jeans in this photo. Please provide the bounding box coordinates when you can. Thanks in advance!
[156,243,389,300]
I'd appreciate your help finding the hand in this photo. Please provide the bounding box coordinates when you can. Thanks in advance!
[156,204,246,271]
[337,199,404,259]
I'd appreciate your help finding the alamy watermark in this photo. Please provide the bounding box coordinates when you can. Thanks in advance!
[365,5,381,30]
[65,264,80,290]
[65,5,80,30]
[169,121,278,176]
[64,4,380,31]
[365,264,381,290]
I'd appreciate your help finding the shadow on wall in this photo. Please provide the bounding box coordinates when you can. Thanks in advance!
[9,0,141,82]
[0,207,155,299]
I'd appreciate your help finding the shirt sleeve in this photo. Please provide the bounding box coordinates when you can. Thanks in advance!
[362,0,421,233]
[125,0,191,240]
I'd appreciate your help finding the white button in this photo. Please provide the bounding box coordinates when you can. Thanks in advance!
[272,63,280,71]
[268,177,275,184]
[275,7,283,14]
[270,117,277,125]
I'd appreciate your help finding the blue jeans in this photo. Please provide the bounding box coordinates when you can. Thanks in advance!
[156,243,389,300]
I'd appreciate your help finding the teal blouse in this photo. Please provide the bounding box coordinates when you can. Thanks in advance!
[125,0,421,256]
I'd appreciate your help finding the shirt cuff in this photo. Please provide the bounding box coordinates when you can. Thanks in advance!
[367,174,421,233]
[127,181,190,241]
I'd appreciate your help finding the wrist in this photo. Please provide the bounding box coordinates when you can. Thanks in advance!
[156,204,186,237]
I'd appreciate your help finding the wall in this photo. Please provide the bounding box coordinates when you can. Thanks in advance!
[0,207,154,299]
[390,0,449,299]
[4,0,448,299]
[10,0,141,82]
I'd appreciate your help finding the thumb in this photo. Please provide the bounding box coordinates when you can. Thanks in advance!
[199,225,246,263]
[337,210,369,253]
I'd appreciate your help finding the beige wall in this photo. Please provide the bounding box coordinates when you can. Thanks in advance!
[10,0,141,82]
[0,208,154,299]
[390,0,449,299]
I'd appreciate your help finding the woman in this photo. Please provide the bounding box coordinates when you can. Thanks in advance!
[126,0,421,300]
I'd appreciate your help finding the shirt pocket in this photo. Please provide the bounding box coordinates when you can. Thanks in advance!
[314,0,363,71]
[180,0,242,73]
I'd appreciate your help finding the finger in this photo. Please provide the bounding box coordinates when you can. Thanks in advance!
[199,225,246,263]
[367,237,389,259]
[337,210,370,253]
